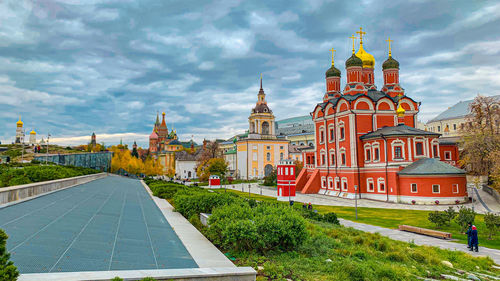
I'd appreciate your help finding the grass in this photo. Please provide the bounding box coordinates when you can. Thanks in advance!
[216,188,500,250]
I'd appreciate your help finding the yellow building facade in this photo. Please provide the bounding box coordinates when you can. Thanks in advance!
[236,78,289,179]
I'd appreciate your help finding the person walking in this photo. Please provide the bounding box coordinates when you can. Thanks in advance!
[308,202,313,210]
[466,223,473,249]
[470,225,479,252]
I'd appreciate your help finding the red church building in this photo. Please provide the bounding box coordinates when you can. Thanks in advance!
[296,29,467,204]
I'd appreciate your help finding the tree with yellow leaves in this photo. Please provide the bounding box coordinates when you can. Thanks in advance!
[109,145,163,176]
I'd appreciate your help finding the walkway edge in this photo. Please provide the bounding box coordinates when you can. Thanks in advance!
[18,267,256,281]
[140,180,245,269]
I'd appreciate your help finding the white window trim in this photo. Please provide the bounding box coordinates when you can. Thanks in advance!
[339,148,347,166]
[364,143,372,163]
[432,184,440,194]
[328,177,333,189]
[377,178,386,193]
[391,139,405,161]
[338,121,345,141]
[334,177,340,191]
[372,143,380,162]
[452,184,459,194]
[410,183,418,193]
[367,178,374,192]
[341,177,348,191]
[329,149,335,166]
[319,125,325,144]
[321,176,326,189]
[431,139,440,159]
[414,139,426,158]
[444,151,452,160]
[320,150,327,166]
[328,124,335,143]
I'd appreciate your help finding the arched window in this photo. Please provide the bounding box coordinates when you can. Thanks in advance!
[280,152,284,160]
[329,149,335,166]
[338,122,345,141]
[250,122,255,133]
[262,121,270,135]
[266,152,271,161]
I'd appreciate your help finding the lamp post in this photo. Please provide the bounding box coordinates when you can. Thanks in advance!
[45,133,51,164]
[20,129,25,163]
[288,180,291,204]
[354,185,358,220]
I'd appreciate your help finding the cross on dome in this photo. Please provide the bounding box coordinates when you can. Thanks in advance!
[356,27,366,43]
[329,48,336,66]
[349,34,356,54]
[386,37,393,56]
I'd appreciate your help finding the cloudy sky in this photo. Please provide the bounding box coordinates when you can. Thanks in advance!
[1,0,499,147]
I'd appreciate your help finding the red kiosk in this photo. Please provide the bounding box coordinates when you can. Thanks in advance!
[277,159,296,201]
[208,175,221,188]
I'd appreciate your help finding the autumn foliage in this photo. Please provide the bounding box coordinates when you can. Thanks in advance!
[110,145,163,176]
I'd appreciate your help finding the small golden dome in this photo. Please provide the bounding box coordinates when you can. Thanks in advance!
[396,103,405,117]
[30,130,36,135]
[16,117,23,126]
[355,42,375,68]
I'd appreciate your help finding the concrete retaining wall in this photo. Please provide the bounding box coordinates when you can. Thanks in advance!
[483,185,500,205]
[0,173,107,206]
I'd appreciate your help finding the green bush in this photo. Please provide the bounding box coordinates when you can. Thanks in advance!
[455,206,476,232]
[484,212,500,240]
[174,192,243,219]
[0,165,98,187]
[206,203,307,253]
[0,229,19,281]
[323,212,340,225]
[428,211,449,229]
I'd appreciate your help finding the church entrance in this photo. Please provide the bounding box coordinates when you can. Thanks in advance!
[264,164,273,177]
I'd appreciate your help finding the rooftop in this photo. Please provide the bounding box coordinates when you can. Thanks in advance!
[427,95,500,123]
[398,158,465,175]
[360,124,440,140]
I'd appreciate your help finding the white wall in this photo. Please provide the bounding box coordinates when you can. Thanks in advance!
[175,160,197,179]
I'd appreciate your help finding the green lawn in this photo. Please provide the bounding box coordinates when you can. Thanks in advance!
[217,189,500,250]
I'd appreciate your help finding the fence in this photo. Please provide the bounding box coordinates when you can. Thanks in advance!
[34,151,113,171]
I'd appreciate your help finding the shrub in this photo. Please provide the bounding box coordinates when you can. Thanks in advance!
[174,192,243,219]
[323,212,340,225]
[263,167,277,186]
[484,212,500,240]
[455,206,476,233]
[0,229,19,281]
[428,211,449,229]
[444,206,457,224]
[207,203,307,253]
[111,278,123,281]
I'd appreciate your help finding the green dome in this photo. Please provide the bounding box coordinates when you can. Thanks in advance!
[325,65,341,77]
[345,54,363,68]
[382,56,399,70]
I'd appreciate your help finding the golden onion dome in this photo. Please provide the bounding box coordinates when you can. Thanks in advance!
[30,130,36,135]
[16,117,23,126]
[355,42,375,68]
[396,103,406,117]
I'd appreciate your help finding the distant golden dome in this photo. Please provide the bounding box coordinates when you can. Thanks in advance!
[355,42,375,68]
[16,117,23,126]
[30,130,36,135]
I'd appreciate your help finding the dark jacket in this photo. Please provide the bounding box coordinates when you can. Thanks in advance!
[470,227,479,245]
[466,226,473,244]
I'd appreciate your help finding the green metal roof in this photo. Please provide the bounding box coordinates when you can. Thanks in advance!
[398,158,465,175]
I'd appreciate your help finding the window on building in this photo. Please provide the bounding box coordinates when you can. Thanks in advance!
[280,152,284,160]
[394,146,403,159]
[329,128,334,142]
[253,152,257,161]
[365,148,371,162]
[340,127,345,140]
[341,152,346,166]
[433,145,439,158]
[285,167,288,175]
[415,142,424,156]
[321,177,326,188]
[320,130,324,143]
[367,179,374,192]
[453,124,457,130]
[253,145,257,150]
[411,183,417,193]
[266,146,271,150]
[378,179,385,192]
[266,152,271,161]
[335,178,340,190]
[342,181,348,191]
[437,126,441,132]
[321,154,326,166]
[432,184,440,193]
[452,184,458,193]
[373,147,380,161]
[291,168,294,176]
[444,151,451,160]
[328,177,333,189]
[330,151,335,166]
[280,146,284,149]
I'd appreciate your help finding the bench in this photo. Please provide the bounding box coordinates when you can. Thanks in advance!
[399,225,452,239]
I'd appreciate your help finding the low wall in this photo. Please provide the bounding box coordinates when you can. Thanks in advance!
[0,173,107,206]
[18,267,256,281]
[483,185,500,205]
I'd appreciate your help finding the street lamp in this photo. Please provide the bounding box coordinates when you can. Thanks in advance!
[45,133,51,164]
[354,185,358,220]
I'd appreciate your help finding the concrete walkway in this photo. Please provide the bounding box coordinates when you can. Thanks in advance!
[339,218,500,265]
[218,183,499,214]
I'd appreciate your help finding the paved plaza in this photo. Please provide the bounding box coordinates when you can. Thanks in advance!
[0,176,197,273]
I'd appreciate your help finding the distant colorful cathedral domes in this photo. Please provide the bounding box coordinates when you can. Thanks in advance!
[148,112,179,154]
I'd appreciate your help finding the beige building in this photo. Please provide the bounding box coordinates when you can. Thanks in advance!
[426,95,500,138]
[236,79,289,179]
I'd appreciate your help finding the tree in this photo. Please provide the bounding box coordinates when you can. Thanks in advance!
[294,160,303,178]
[428,211,448,229]
[110,146,163,176]
[484,212,500,240]
[459,95,500,190]
[263,167,277,186]
[196,158,227,181]
[131,147,139,158]
[455,206,476,233]
[200,141,222,161]
[0,229,19,281]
